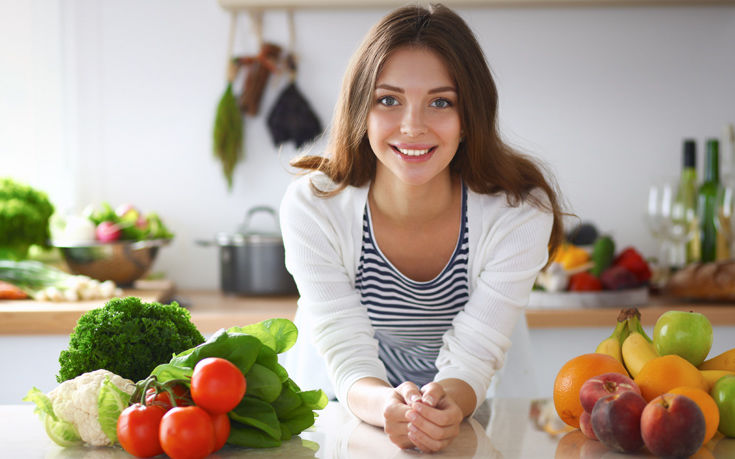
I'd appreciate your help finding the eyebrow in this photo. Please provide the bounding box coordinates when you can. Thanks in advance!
[375,84,457,94]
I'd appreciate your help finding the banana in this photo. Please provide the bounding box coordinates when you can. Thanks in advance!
[700,369,735,391]
[595,317,629,367]
[699,348,735,371]
[621,311,658,378]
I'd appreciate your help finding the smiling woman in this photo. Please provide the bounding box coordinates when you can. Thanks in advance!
[280,3,565,453]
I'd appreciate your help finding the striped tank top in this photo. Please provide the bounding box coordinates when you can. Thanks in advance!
[354,184,470,388]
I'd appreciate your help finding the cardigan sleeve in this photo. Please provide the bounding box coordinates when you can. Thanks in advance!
[279,177,388,410]
[434,192,553,412]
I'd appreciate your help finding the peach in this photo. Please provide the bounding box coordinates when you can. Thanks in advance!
[579,410,597,440]
[641,393,706,457]
[579,372,640,414]
[590,391,647,453]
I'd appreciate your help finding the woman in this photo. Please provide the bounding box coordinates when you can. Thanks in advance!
[280,3,564,453]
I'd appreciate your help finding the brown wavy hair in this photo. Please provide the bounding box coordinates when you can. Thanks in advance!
[291,3,564,258]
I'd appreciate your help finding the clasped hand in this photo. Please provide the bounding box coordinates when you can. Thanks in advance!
[382,381,464,453]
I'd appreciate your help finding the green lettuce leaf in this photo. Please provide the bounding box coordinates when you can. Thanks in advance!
[23,387,82,447]
[97,377,132,444]
[229,318,298,354]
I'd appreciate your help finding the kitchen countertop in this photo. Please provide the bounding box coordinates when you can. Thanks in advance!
[3,285,735,334]
[4,399,733,458]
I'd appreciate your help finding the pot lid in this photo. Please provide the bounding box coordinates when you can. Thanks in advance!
[199,206,283,247]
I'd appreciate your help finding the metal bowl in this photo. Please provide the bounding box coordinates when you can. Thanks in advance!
[53,239,171,286]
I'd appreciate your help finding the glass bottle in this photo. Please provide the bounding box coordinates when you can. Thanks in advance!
[672,139,699,266]
[697,139,726,262]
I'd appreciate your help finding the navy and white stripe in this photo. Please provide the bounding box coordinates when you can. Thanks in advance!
[355,185,470,388]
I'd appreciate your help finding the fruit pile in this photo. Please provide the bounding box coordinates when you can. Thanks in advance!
[553,308,735,456]
[535,235,651,293]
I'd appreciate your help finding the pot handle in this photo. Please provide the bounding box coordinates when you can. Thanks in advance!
[239,205,280,234]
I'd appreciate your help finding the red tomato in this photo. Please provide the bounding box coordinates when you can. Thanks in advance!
[209,411,231,452]
[191,357,246,414]
[145,384,191,410]
[116,403,165,458]
[159,406,215,459]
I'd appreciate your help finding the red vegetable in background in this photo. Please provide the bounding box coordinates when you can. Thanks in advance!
[145,384,191,411]
[117,403,166,458]
[569,272,603,292]
[191,357,246,414]
[95,221,121,242]
[159,406,215,459]
[209,411,231,452]
[614,247,652,283]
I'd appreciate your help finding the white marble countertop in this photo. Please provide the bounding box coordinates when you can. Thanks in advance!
[2,399,734,458]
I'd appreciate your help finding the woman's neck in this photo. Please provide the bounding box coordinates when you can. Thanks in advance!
[369,170,459,228]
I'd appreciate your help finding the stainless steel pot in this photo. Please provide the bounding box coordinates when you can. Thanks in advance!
[197,206,297,295]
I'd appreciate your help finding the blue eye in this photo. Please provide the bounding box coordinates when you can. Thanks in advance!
[431,98,453,109]
[377,96,399,106]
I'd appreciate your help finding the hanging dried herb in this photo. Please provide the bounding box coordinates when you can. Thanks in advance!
[212,82,243,190]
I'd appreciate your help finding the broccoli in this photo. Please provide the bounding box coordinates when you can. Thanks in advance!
[0,177,55,260]
[57,296,205,383]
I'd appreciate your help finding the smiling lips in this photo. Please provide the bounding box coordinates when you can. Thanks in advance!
[391,144,436,158]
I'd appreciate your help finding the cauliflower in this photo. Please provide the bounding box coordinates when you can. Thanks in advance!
[25,369,135,447]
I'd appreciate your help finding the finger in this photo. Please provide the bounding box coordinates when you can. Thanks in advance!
[406,412,459,441]
[395,381,423,405]
[419,382,446,407]
[412,399,463,428]
[407,423,451,453]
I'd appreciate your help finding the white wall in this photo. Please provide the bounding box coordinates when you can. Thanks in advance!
[3,1,735,289]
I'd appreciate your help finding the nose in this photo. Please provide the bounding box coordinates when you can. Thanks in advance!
[400,105,427,137]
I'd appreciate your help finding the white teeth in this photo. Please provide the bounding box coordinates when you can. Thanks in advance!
[397,148,430,156]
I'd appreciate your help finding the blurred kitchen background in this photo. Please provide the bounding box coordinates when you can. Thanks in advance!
[3,0,735,289]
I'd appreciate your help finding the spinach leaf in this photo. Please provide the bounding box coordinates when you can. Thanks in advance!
[169,329,261,374]
[227,420,281,448]
[245,363,282,402]
[272,383,302,419]
[297,389,329,410]
[229,318,298,354]
[280,404,315,437]
[229,396,281,440]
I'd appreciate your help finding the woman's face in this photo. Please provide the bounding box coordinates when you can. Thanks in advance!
[366,46,461,188]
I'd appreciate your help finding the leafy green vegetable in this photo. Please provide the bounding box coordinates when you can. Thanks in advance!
[22,388,82,447]
[213,82,244,191]
[0,177,54,260]
[85,202,174,241]
[97,377,132,443]
[57,297,205,383]
[229,396,282,440]
[146,318,327,449]
[229,318,298,354]
[0,260,70,293]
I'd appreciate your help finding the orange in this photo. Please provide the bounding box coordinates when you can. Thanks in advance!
[553,353,628,428]
[668,386,720,445]
[634,355,708,402]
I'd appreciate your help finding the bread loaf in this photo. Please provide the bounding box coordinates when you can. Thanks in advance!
[665,260,735,299]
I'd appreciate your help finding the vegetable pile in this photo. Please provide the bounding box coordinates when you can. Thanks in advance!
[53,202,174,244]
[0,177,55,260]
[57,297,205,383]
[26,299,327,458]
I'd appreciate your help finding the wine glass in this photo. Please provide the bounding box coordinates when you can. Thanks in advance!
[645,180,676,286]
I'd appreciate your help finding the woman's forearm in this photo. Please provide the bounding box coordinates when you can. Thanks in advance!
[346,377,395,427]
[437,378,476,418]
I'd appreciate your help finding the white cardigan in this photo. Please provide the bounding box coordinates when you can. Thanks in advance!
[279,172,553,413]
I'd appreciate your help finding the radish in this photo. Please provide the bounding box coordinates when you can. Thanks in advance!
[96,221,121,242]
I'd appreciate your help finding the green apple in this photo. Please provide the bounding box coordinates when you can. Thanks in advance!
[653,310,713,367]
[712,375,735,438]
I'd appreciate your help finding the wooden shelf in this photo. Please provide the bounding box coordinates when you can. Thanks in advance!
[217,0,735,11]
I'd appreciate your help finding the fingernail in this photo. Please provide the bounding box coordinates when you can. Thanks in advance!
[407,411,417,421]
[423,395,435,406]
[409,394,420,403]
[407,423,417,432]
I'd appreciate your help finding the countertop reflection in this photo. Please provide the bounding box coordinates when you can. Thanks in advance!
[2,399,733,458]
